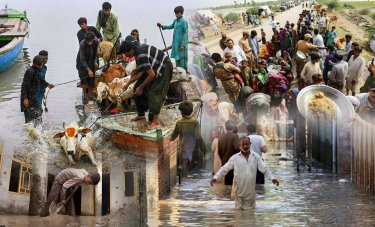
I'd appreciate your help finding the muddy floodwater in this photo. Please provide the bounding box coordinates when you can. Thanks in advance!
[1,142,375,226]
[1,1,375,226]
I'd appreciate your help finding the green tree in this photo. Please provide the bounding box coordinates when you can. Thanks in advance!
[327,0,339,9]
[224,12,240,22]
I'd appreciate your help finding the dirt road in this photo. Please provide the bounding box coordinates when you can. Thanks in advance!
[205,5,305,53]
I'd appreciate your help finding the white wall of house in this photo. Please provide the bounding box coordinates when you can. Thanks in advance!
[0,142,30,214]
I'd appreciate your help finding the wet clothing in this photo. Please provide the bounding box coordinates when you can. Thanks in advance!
[162,17,188,70]
[40,168,89,217]
[77,26,102,44]
[76,40,99,88]
[21,65,49,124]
[96,12,120,44]
[214,151,274,209]
[36,65,47,108]
[218,131,239,185]
[171,117,204,162]
[213,63,241,103]
[134,44,172,115]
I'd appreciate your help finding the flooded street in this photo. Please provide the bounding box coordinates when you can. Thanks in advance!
[2,141,375,226]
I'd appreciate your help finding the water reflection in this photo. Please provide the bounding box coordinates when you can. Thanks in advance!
[0,48,30,102]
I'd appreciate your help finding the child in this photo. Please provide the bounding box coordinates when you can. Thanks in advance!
[312,74,324,85]
[224,51,237,66]
[240,60,252,87]
[261,28,267,44]
[157,6,188,70]
[171,101,205,177]
[253,59,268,92]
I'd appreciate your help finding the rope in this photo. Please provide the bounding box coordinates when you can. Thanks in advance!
[43,75,92,112]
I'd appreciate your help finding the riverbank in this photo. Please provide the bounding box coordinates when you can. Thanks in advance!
[318,1,375,59]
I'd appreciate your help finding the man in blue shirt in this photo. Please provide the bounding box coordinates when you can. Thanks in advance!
[36,50,48,110]
[157,6,188,71]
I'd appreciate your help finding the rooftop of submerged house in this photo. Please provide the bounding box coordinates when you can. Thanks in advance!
[97,102,201,140]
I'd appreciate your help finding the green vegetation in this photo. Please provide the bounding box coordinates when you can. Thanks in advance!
[342,3,354,9]
[372,12,375,20]
[209,1,281,10]
[316,0,375,10]
[359,9,370,15]
[327,0,339,9]
[224,12,240,22]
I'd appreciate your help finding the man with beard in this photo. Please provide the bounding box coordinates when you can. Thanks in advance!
[211,137,279,209]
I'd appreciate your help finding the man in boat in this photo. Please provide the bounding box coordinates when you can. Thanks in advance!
[21,55,54,125]
[76,32,99,102]
[157,6,188,71]
[77,17,102,44]
[36,50,48,111]
[120,35,173,129]
[40,168,100,217]
[96,2,120,44]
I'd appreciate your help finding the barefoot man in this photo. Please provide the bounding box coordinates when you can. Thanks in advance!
[211,137,279,209]
[120,35,173,129]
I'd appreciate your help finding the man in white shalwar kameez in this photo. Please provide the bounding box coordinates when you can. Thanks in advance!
[211,137,279,209]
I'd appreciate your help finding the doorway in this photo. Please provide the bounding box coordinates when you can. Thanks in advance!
[72,186,82,215]
[102,173,110,215]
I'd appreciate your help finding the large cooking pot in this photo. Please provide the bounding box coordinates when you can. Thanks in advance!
[297,85,355,121]
[246,93,271,114]
[295,51,306,61]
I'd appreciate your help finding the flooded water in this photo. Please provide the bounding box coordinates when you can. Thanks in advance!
[1,1,375,226]
[2,142,375,226]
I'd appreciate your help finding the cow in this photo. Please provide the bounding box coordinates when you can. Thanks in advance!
[107,77,135,111]
[95,64,126,86]
[96,82,110,103]
[53,122,97,166]
[98,41,116,64]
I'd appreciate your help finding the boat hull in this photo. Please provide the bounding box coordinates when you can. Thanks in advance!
[0,37,24,72]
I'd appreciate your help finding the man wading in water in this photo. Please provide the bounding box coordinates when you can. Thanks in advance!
[120,35,173,129]
[211,137,279,209]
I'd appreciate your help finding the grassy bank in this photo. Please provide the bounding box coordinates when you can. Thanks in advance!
[316,0,375,10]
[208,1,282,10]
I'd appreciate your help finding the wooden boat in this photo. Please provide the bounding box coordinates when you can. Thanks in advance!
[0,6,29,72]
